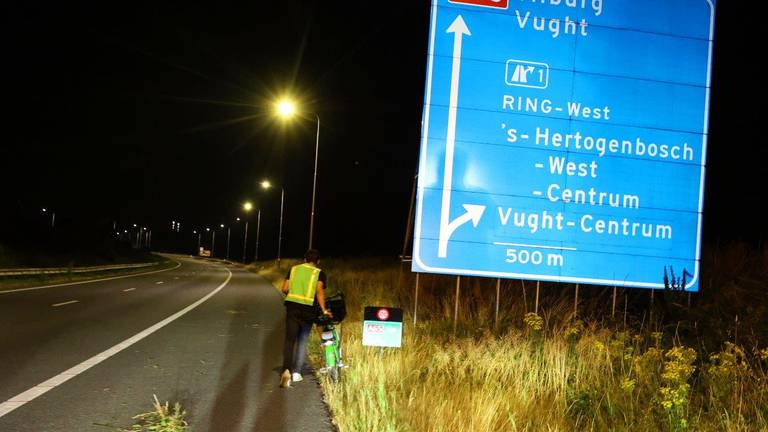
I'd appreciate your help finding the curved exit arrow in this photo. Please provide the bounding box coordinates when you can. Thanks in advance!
[438,16,484,259]
[439,204,486,258]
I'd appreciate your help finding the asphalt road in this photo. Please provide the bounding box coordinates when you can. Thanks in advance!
[0,256,334,431]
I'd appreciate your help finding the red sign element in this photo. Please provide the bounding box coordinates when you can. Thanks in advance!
[376,308,390,321]
[448,0,508,9]
[367,324,385,334]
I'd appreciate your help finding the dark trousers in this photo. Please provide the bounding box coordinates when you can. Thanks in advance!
[283,303,315,373]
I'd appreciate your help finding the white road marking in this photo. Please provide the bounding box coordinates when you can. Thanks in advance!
[122,288,136,292]
[0,266,233,418]
[493,242,578,251]
[0,262,182,295]
[52,300,79,307]
[155,281,164,285]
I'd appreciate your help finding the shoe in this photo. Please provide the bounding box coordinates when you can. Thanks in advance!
[292,372,303,383]
[279,369,291,388]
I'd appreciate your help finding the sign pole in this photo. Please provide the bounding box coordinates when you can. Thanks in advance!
[623,291,628,327]
[413,273,420,326]
[534,281,540,315]
[453,276,460,336]
[494,278,501,329]
[401,174,417,260]
[574,284,580,319]
[612,286,617,319]
[521,280,528,313]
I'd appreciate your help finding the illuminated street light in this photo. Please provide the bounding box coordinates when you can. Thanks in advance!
[262,180,285,267]
[241,202,252,263]
[42,208,55,228]
[273,97,320,249]
[276,99,296,118]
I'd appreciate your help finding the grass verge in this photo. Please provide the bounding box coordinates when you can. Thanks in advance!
[254,244,768,431]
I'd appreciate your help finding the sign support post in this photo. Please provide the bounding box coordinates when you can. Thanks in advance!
[413,273,420,325]
[494,278,501,329]
[453,276,460,336]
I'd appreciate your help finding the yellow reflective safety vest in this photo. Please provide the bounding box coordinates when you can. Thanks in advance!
[285,263,321,306]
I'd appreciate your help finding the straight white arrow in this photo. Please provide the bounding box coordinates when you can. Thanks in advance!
[438,15,485,259]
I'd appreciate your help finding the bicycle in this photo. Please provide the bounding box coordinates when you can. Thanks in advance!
[317,316,343,383]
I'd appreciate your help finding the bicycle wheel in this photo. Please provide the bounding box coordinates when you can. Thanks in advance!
[329,364,340,383]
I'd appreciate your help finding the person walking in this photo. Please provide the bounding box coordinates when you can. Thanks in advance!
[280,249,332,388]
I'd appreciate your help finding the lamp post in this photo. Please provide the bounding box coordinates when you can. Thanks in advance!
[262,180,285,267]
[208,227,215,257]
[242,202,253,263]
[275,98,320,249]
[221,224,230,261]
[194,230,201,255]
[255,209,262,261]
[42,208,55,229]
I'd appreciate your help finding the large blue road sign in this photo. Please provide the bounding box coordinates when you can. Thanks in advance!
[412,0,716,291]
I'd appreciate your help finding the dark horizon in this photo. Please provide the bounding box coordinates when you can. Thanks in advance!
[1,2,763,261]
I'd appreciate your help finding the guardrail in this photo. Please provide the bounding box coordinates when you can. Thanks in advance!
[0,262,160,277]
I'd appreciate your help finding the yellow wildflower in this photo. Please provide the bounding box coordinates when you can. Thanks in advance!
[620,378,636,392]
[758,348,768,361]
[523,312,543,331]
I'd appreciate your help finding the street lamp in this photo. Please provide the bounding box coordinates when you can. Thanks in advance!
[275,97,320,249]
[220,224,230,261]
[193,230,201,255]
[255,208,262,261]
[262,180,285,267]
[42,208,56,228]
[242,201,256,263]
[207,227,215,256]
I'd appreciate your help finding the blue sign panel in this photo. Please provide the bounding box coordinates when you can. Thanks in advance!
[413,0,716,291]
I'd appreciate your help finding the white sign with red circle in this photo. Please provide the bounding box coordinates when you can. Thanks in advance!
[376,308,390,321]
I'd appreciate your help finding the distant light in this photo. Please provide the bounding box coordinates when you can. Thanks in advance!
[42,208,47,212]
[236,217,241,221]
[124,230,128,233]
[220,224,225,228]
[133,224,137,227]
[260,180,272,189]
[206,228,210,232]
[193,230,197,234]
[243,201,254,212]
[276,99,297,118]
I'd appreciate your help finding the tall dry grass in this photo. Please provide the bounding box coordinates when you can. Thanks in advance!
[256,243,768,431]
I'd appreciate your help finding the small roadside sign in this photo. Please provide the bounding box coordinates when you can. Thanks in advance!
[362,307,403,348]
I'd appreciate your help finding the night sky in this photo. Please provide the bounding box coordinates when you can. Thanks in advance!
[1,2,763,259]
